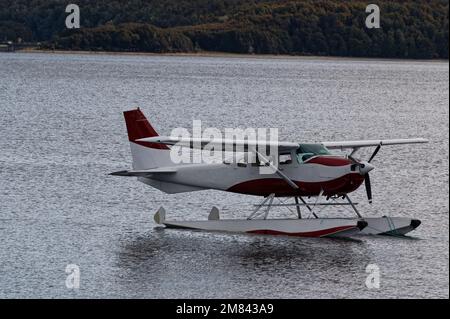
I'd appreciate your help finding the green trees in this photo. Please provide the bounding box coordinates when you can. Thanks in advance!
[0,0,448,59]
[56,23,194,52]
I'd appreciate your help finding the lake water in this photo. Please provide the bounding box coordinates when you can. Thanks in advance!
[0,52,448,298]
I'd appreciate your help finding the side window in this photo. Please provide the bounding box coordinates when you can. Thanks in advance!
[279,153,292,165]
[251,153,269,167]
[297,153,315,163]
[296,145,319,164]
[237,156,248,167]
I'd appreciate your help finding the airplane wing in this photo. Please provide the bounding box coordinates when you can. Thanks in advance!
[137,136,299,152]
[137,136,428,153]
[321,138,429,150]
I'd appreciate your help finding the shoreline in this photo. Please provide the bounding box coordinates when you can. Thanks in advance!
[12,48,450,63]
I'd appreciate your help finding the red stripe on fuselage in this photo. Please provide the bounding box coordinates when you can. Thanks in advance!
[305,156,352,166]
[226,173,365,197]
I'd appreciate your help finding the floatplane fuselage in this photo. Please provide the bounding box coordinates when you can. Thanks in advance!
[111,109,428,238]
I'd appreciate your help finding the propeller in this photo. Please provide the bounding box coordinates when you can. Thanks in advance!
[368,144,381,163]
[347,144,381,204]
[364,174,372,204]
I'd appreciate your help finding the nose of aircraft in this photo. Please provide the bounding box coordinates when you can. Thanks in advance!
[358,162,375,175]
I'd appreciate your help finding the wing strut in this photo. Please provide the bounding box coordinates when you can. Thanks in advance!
[251,150,323,219]
[254,149,299,189]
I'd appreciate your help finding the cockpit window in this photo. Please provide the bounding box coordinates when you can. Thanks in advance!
[297,144,331,156]
[296,144,331,163]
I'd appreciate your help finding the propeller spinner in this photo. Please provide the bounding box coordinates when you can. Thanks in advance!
[348,144,381,203]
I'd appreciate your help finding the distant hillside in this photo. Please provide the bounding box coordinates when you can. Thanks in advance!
[0,0,448,59]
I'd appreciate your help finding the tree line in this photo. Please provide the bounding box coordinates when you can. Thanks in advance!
[0,0,448,59]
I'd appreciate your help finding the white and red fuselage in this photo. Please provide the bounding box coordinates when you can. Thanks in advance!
[123,109,368,197]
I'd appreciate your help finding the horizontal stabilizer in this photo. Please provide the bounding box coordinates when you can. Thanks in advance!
[109,167,177,177]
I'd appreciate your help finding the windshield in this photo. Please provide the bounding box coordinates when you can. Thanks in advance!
[297,144,331,156]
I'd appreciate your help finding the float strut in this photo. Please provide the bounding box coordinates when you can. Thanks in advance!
[248,193,275,220]
[345,194,362,218]
[298,196,318,218]
[294,197,302,219]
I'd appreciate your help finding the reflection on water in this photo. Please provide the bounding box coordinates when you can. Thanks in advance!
[0,52,448,298]
[115,228,372,298]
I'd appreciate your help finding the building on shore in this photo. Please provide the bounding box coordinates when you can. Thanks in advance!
[0,41,15,52]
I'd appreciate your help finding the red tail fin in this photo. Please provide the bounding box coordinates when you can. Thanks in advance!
[123,108,168,149]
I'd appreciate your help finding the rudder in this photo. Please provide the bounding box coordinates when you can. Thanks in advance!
[123,108,172,169]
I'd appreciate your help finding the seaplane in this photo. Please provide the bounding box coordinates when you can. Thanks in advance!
[110,108,428,238]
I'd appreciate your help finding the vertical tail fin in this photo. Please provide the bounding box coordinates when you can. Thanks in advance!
[123,108,172,169]
[123,108,167,149]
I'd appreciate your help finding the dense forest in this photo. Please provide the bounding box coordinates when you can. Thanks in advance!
[0,0,448,59]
